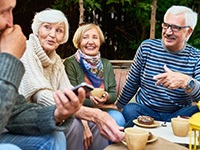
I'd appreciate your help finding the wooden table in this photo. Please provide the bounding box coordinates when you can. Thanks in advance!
[104,137,188,150]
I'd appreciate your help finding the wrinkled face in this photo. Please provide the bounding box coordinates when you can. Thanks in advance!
[162,13,192,51]
[0,0,16,33]
[80,28,101,56]
[37,22,65,54]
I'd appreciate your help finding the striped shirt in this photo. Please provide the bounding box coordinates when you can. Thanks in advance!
[116,39,200,112]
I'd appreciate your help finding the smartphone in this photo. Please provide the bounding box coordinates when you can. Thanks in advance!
[71,82,94,95]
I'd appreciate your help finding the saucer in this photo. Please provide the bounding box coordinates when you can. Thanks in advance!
[133,119,160,128]
[121,134,157,145]
[147,134,157,143]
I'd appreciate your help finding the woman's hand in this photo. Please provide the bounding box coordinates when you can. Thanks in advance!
[81,120,93,150]
[90,92,109,106]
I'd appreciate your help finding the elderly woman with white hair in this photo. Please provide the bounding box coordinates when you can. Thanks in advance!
[19,9,73,105]
[19,9,121,150]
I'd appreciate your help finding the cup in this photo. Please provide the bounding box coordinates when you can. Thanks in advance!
[90,88,104,98]
[171,117,190,137]
[124,127,149,150]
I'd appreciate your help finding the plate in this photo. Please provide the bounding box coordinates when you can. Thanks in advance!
[121,134,157,145]
[133,119,160,128]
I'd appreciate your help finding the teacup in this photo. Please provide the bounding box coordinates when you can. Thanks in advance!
[124,127,148,150]
[90,88,104,98]
[171,117,190,137]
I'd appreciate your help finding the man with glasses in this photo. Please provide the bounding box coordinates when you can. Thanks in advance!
[116,5,200,127]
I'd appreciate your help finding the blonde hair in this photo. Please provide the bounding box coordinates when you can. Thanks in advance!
[73,23,105,49]
[31,8,69,44]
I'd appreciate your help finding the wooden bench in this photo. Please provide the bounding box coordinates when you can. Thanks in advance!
[114,69,129,96]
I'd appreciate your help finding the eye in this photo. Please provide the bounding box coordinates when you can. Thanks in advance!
[163,23,169,28]
[93,36,98,39]
[171,25,180,31]
[56,28,64,33]
[1,8,12,17]
[44,25,51,30]
[83,36,88,39]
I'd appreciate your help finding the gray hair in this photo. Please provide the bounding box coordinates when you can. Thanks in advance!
[31,8,69,44]
[164,6,198,41]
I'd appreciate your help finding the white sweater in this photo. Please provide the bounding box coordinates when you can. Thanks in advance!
[19,34,73,106]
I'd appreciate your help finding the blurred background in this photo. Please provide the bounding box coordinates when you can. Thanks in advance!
[13,0,200,60]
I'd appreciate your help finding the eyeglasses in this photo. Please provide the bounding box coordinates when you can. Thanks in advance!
[161,22,190,32]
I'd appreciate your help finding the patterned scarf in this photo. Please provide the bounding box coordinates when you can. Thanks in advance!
[75,49,104,87]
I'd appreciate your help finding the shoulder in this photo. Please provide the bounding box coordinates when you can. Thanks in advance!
[101,58,112,66]
[185,44,200,59]
[63,55,76,63]
[141,39,162,47]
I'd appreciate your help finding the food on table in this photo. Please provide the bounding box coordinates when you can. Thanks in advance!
[137,115,155,125]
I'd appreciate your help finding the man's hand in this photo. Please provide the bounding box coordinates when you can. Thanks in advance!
[75,107,125,143]
[53,87,85,123]
[0,25,26,59]
[153,65,190,89]
[94,111,125,142]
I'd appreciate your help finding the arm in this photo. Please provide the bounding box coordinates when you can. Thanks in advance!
[116,46,142,109]
[7,85,85,135]
[0,25,26,133]
[74,106,125,142]
[0,54,71,135]
[0,53,25,133]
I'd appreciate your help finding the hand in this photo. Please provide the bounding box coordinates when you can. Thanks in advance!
[53,87,85,123]
[0,25,26,59]
[153,65,190,90]
[94,110,125,142]
[90,92,108,106]
[81,120,93,150]
[75,107,125,142]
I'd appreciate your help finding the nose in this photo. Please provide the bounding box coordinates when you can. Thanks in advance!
[165,27,173,34]
[49,29,56,37]
[88,38,94,44]
[6,11,13,27]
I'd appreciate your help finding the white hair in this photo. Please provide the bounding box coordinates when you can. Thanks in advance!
[31,8,69,44]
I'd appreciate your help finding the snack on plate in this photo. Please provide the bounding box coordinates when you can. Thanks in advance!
[137,115,154,125]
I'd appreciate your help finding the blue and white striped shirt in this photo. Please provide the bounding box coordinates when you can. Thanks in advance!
[116,39,200,112]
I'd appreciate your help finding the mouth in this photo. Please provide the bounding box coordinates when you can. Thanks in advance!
[164,34,176,40]
[47,40,56,45]
[86,46,95,50]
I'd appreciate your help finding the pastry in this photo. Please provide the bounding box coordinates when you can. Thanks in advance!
[137,115,154,125]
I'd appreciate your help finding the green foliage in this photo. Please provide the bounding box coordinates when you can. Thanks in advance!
[84,0,102,10]
[106,0,132,5]
[15,0,200,59]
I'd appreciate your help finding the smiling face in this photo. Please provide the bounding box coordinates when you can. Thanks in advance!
[162,13,192,51]
[37,22,65,54]
[79,27,101,56]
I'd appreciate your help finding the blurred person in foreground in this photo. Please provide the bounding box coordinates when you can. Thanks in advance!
[64,23,126,148]
[18,8,125,150]
[116,5,200,127]
[0,0,85,149]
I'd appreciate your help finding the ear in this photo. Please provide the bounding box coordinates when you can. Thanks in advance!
[186,27,193,38]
